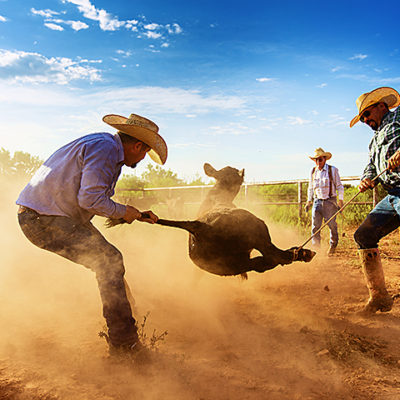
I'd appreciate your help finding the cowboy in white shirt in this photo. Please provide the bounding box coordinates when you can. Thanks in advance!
[304,148,344,255]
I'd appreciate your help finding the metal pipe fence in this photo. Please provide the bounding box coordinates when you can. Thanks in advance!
[115,176,377,220]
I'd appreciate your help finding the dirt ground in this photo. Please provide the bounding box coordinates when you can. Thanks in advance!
[1,183,400,399]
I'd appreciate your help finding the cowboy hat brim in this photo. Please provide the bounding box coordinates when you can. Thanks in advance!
[309,152,332,161]
[103,114,168,165]
[350,87,400,128]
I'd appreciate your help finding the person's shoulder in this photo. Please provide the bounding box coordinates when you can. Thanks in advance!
[79,132,119,149]
[392,107,400,124]
[381,108,400,128]
[331,164,341,174]
[83,132,115,143]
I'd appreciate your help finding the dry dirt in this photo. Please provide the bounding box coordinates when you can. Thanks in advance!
[1,181,400,399]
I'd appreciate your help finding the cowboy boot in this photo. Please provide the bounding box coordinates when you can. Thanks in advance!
[358,248,393,313]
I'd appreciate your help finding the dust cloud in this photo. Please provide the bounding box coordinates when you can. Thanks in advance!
[0,180,369,399]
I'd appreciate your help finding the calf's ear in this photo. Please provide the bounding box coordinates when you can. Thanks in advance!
[204,163,217,177]
[239,168,245,178]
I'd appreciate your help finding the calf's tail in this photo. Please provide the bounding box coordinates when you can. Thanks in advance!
[105,215,205,235]
[155,219,205,235]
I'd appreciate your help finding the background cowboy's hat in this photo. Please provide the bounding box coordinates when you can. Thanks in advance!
[103,113,168,165]
[350,87,400,128]
[309,147,332,161]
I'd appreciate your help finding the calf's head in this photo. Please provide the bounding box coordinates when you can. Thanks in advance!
[204,163,244,193]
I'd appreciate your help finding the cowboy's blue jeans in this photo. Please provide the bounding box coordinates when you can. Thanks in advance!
[311,198,339,247]
[18,208,138,348]
[354,190,400,249]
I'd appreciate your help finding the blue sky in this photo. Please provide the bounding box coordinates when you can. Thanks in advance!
[0,0,399,182]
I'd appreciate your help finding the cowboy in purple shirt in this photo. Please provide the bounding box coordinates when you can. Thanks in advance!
[16,113,167,358]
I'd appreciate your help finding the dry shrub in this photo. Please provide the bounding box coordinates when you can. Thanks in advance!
[325,330,398,367]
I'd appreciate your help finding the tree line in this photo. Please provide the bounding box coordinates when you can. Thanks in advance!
[0,148,205,187]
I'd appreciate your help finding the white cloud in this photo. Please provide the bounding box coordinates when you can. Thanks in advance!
[287,116,311,125]
[84,86,246,114]
[44,23,64,31]
[68,20,89,31]
[145,31,162,39]
[166,23,183,34]
[116,49,132,57]
[256,77,274,82]
[31,8,59,18]
[125,19,138,31]
[317,83,327,88]
[147,46,160,53]
[63,0,125,31]
[53,1,182,42]
[349,53,368,61]
[331,66,342,73]
[161,43,170,48]
[208,122,250,135]
[0,79,246,118]
[170,142,213,149]
[261,117,282,130]
[32,8,89,31]
[0,49,101,84]
[144,23,160,30]
[0,15,7,22]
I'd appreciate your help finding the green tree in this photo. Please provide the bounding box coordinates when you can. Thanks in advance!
[116,174,146,190]
[0,148,13,176]
[141,164,184,187]
[0,148,42,178]
[186,174,206,186]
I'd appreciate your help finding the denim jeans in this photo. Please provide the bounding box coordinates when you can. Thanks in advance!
[354,190,400,249]
[311,198,339,247]
[18,208,138,348]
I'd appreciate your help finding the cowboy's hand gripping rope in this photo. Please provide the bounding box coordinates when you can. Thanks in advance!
[293,167,389,258]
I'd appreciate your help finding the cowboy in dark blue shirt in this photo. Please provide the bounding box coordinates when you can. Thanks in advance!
[351,87,400,314]
[17,113,167,357]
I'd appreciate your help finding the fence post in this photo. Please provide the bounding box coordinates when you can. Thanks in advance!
[298,181,303,221]
[244,184,248,206]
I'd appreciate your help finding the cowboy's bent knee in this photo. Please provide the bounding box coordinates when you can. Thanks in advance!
[354,226,373,249]
[97,246,126,277]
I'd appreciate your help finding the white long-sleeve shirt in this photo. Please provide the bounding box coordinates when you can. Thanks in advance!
[307,164,344,201]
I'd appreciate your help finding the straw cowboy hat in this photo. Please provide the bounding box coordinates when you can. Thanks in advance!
[350,86,400,128]
[103,113,168,165]
[309,147,332,161]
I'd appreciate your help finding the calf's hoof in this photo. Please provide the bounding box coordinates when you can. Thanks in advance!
[289,247,316,262]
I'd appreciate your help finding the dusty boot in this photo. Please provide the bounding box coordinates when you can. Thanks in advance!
[327,245,337,256]
[358,248,393,314]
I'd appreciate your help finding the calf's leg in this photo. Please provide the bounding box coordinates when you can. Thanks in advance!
[250,243,315,273]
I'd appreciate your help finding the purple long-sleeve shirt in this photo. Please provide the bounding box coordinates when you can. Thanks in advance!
[17,132,127,224]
